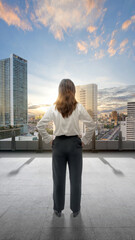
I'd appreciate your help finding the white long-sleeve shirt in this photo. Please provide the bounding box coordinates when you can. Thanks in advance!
[36,102,96,145]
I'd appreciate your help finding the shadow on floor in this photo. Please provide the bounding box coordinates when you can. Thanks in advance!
[99,157,125,177]
[7,157,35,177]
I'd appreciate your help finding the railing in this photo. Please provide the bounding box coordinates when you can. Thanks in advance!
[0,128,21,140]
[0,130,135,151]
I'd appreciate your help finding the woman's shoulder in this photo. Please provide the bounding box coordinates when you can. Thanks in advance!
[51,103,58,112]
[76,102,82,109]
[77,102,81,106]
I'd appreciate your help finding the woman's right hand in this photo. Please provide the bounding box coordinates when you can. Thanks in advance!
[79,136,84,147]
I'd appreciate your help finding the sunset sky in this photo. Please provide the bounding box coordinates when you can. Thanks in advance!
[0,0,135,115]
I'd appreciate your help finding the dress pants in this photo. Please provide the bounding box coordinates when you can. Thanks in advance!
[52,135,83,212]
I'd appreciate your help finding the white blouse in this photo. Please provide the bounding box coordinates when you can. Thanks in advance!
[36,102,96,145]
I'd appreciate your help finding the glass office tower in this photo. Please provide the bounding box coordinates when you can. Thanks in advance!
[0,54,28,130]
[0,58,10,126]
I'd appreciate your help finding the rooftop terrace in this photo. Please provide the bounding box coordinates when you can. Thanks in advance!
[0,151,135,240]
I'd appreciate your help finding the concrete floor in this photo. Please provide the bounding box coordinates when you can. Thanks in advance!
[0,151,135,240]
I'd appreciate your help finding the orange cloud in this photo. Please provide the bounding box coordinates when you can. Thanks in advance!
[94,49,105,59]
[122,19,132,30]
[108,47,117,57]
[87,25,97,33]
[107,38,129,57]
[108,38,116,48]
[25,0,29,14]
[107,37,117,57]
[77,41,88,54]
[84,0,96,15]
[122,15,135,31]
[33,0,106,40]
[52,28,64,41]
[89,35,103,48]
[0,1,32,30]
[111,29,117,38]
[118,39,128,55]
[119,38,128,48]
[131,15,135,22]
[119,48,125,55]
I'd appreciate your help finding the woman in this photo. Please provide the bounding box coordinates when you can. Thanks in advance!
[36,79,96,218]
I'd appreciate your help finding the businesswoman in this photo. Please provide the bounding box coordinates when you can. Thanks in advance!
[36,79,96,218]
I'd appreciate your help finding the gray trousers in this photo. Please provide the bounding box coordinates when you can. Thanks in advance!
[52,135,83,212]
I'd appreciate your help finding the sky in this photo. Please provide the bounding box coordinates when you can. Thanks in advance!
[0,0,135,116]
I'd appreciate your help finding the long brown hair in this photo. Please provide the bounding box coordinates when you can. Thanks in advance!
[53,79,78,118]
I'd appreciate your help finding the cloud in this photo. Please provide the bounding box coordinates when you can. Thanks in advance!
[118,38,128,55]
[0,0,107,42]
[89,35,103,49]
[107,38,117,57]
[0,0,32,30]
[119,38,128,48]
[98,105,127,114]
[28,104,50,109]
[118,48,125,55]
[28,105,40,109]
[25,0,29,14]
[108,47,117,57]
[51,28,64,41]
[77,40,88,54]
[122,19,132,30]
[87,25,97,33]
[98,85,135,114]
[107,28,130,57]
[108,38,116,48]
[94,49,105,59]
[111,29,117,38]
[84,0,96,15]
[133,40,135,47]
[131,15,135,21]
[122,15,135,30]
[33,0,106,40]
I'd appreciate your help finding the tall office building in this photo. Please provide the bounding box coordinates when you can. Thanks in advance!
[75,83,97,138]
[0,54,28,132]
[126,102,135,140]
[75,83,97,122]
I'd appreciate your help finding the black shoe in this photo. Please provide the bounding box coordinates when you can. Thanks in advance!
[54,210,61,217]
[73,211,80,217]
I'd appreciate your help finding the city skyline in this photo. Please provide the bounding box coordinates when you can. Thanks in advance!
[28,84,135,117]
[0,0,135,114]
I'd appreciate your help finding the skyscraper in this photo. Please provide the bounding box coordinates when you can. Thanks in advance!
[126,102,135,140]
[0,57,10,125]
[0,54,28,132]
[75,83,97,122]
[75,83,97,138]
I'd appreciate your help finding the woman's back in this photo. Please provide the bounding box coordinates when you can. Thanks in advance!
[52,102,80,136]
[36,101,96,145]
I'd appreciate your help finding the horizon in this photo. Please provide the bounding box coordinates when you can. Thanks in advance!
[28,83,135,116]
